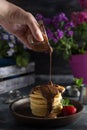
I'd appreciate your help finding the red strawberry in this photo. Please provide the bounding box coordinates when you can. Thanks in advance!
[62,106,77,116]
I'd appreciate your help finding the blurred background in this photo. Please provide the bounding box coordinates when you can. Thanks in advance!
[8,0,81,16]
[8,0,81,75]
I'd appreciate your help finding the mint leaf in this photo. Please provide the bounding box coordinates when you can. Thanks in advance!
[61,98,73,106]
[74,78,83,88]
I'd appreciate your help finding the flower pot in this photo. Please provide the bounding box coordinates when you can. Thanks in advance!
[69,54,87,84]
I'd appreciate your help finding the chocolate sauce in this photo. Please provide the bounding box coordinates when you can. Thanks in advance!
[32,43,58,117]
[39,43,55,117]
[31,45,60,118]
[30,34,52,52]
[29,20,53,53]
[34,84,58,117]
[31,22,58,117]
[49,48,53,83]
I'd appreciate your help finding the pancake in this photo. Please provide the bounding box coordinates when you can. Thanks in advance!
[29,83,65,118]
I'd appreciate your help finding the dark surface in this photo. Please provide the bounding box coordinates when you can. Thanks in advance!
[0,75,87,130]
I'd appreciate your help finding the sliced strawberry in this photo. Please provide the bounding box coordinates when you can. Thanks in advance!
[62,106,77,116]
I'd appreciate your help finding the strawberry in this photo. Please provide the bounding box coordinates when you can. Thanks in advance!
[62,105,77,116]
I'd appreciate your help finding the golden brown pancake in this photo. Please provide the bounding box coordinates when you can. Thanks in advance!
[29,83,65,118]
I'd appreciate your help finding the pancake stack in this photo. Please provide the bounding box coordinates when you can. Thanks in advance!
[29,83,65,118]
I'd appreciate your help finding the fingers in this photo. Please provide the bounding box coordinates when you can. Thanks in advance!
[14,29,33,49]
[26,13,44,42]
[16,35,33,50]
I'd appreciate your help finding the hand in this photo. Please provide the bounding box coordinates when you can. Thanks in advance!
[0,0,43,49]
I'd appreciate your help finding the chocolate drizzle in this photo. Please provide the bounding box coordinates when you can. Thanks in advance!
[33,83,59,117]
[31,27,61,118]
[38,42,55,116]
[31,45,65,118]
[49,50,52,83]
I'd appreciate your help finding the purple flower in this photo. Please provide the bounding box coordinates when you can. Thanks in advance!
[46,28,58,43]
[52,36,58,43]
[57,13,68,22]
[64,22,75,30]
[52,13,68,23]
[43,18,52,25]
[56,29,64,39]
[35,13,43,21]
[52,13,69,29]
[35,13,74,45]
[46,28,54,39]
[52,15,60,28]
[67,30,74,37]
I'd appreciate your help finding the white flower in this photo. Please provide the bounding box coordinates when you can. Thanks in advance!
[10,34,16,43]
[7,48,15,56]
[8,42,14,48]
[2,34,9,40]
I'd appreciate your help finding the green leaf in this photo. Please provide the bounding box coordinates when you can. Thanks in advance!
[74,78,83,88]
[61,98,70,106]
[16,55,29,67]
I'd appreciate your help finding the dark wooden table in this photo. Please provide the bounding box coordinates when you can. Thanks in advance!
[0,75,87,130]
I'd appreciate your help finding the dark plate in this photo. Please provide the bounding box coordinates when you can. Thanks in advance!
[10,97,83,127]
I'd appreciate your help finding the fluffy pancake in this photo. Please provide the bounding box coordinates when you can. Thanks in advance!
[29,83,65,118]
